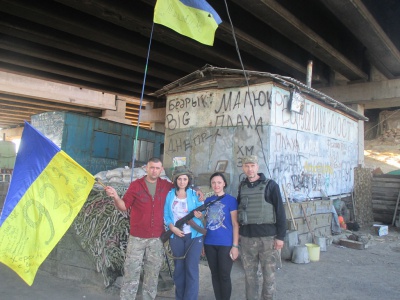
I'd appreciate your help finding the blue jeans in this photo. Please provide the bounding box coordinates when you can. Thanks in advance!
[169,234,203,300]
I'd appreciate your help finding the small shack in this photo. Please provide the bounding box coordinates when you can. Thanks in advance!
[156,65,367,199]
[154,65,369,245]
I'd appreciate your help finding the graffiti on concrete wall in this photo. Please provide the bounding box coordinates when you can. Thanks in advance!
[269,86,358,198]
[270,127,357,199]
[31,112,65,148]
[166,86,271,130]
[271,86,358,142]
[164,83,359,198]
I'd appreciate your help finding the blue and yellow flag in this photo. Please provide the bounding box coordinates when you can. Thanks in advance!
[154,0,222,46]
[0,122,95,285]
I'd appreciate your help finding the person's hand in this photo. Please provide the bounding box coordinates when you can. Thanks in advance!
[196,189,205,201]
[172,226,184,237]
[274,239,284,250]
[105,186,117,198]
[230,247,239,261]
[194,210,203,219]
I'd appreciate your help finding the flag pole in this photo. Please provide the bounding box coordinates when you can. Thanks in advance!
[131,22,155,182]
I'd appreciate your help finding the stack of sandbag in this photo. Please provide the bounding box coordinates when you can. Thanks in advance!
[93,166,170,189]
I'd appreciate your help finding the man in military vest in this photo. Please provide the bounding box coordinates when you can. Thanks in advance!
[237,155,287,300]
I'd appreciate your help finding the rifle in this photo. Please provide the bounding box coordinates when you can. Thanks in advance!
[160,195,224,243]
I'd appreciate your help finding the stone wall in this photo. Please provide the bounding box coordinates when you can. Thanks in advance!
[284,200,332,245]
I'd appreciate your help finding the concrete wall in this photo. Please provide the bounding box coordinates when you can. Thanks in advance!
[40,228,105,286]
[163,82,360,199]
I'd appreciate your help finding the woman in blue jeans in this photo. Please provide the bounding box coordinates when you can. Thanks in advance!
[164,165,204,300]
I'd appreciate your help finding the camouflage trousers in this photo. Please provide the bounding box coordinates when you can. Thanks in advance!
[240,236,277,300]
[120,236,163,300]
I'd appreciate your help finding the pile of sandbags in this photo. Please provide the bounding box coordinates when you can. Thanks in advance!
[93,166,170,189]
[378,110,400,142]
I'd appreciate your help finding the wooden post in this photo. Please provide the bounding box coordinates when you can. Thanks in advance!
[301,203,316,244]
[282,185,296,230]
[391,189,400,226]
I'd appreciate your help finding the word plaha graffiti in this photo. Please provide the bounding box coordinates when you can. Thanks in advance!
[164,84,358,197]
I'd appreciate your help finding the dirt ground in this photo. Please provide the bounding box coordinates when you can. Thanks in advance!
[1,225,400,300]
[364,138,400,174]
[2,138,399,299]
[273,225,400,300]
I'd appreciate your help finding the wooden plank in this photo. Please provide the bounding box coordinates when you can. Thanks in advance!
[372,184,400,190]
[372,194,400,200]
[373,208,398,214]
[372,174,400,180]
[372,187,400,192]
[372,187,400,194]
[339,239,366,250]
[392,190,400,226]
[283,187,296,230]
[301,203,316,244]
[372,179,400,185]
[372,199,398,204]
[372,180,400,185]
[372,204,397,210]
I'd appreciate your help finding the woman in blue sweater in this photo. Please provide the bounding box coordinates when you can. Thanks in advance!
[164,165,204,300]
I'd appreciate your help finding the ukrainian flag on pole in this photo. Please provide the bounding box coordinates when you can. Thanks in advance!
[154,0,222,46]
[0,122,95,286]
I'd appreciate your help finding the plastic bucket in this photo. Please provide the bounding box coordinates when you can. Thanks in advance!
[305,243,320,262]
[291,245,310,264]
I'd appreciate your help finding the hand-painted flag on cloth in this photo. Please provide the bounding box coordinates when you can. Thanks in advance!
[0,122,95,286]
[154,0,222,46]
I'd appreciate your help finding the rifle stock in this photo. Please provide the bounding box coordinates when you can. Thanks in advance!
[160,195,224,244]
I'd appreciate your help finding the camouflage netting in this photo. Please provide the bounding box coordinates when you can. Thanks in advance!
[74,183,129,287]
[73,167,174,287]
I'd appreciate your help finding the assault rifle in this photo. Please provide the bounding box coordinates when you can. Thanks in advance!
[160,195,224,243]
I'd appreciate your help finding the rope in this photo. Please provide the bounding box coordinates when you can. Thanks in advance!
[223,0,272,178]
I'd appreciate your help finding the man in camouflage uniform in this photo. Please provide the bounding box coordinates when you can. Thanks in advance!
[237,155,287,300]
[106,158,173,300]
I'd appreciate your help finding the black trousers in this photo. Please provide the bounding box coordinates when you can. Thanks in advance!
[204,244,234,300]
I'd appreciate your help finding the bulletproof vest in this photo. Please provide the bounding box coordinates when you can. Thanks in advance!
[237,179,276,225]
